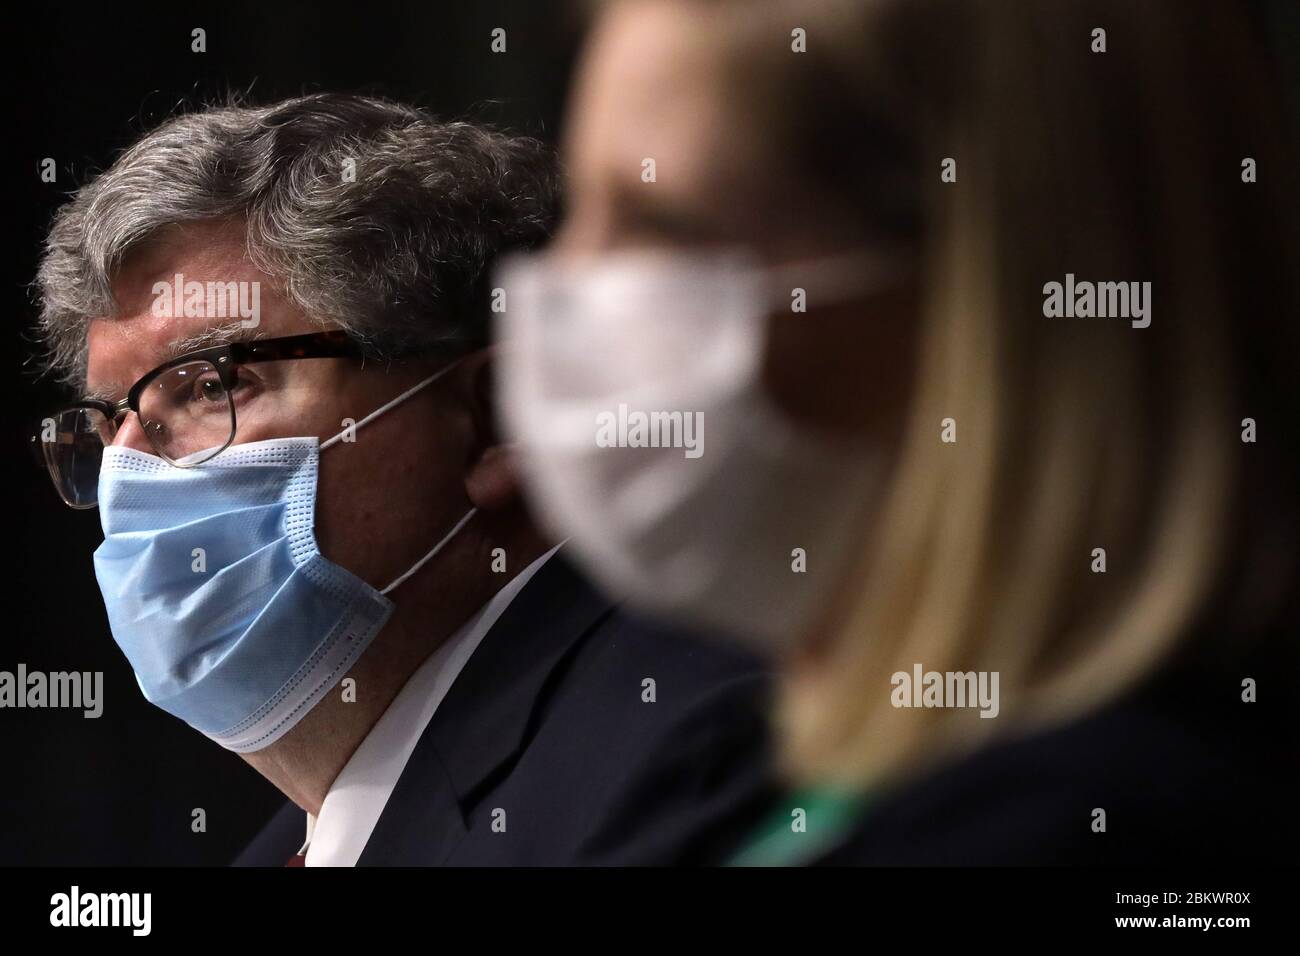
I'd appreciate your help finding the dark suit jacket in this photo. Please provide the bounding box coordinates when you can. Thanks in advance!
[815,645,1299,866]
[234,554,775,866]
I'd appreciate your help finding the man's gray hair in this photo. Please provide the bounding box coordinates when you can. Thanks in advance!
[35,93,560,386]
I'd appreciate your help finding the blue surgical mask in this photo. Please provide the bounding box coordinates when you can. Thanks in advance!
[92,364,475,752]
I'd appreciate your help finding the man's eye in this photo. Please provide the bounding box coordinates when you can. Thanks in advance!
[190,375,227,405]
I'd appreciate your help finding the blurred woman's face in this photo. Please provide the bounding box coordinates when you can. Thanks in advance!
[554,0,919,438]
[494,0,923,654]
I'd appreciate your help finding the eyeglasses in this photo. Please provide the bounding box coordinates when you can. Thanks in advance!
[31,331,366,509]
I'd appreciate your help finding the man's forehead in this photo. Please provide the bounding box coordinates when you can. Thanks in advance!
[110,225,263,308]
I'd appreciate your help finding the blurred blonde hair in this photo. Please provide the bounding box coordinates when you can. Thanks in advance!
[703,0,1300,788]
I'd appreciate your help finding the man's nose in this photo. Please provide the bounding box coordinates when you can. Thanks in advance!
[111,413,156,454]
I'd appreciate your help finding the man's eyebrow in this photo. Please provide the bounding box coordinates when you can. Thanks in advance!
[82,383,123,403]
[164,322,266,360]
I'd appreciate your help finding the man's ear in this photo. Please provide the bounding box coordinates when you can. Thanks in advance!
[460,347,523,512]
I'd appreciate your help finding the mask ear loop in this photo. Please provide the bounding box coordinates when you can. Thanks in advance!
[320,359,463,451]
[379,506,478,596]
[316,357,479,596]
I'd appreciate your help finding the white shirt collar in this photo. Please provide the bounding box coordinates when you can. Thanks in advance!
[299,544,561,866]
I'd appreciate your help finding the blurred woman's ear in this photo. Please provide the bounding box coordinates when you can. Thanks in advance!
[761,275,922,438]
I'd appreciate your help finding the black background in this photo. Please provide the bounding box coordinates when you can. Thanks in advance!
[7,0,582,866]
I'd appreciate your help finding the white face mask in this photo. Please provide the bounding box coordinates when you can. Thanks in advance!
[494,246,902,655]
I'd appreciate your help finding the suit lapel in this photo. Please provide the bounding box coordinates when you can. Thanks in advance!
[358,554,616,865]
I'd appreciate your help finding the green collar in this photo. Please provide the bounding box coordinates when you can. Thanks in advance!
[727,787,868,867]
